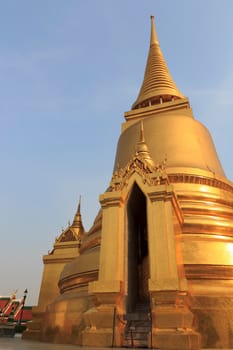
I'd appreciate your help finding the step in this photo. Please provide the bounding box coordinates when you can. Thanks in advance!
[125,333,148,341]
[123,338,148,348]
[126,326,151,333]
[124,313,150,321]
[124,304,151,348]
[125,320,151,328]
[135,303,150,311]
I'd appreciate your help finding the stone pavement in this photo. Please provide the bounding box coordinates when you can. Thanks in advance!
[0,336,230,350]
[0,335,79,350]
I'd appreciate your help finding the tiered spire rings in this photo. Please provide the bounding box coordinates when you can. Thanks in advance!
[132,16,184,109]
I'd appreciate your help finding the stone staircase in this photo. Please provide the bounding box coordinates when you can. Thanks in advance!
[123,302,151,348]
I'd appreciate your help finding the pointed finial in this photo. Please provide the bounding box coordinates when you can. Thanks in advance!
[136,121,155,167]
[72,195,84,230]
[12,290,17,299]
[150,16,159,46]
[140,120,145,143]
[77,195,81,215]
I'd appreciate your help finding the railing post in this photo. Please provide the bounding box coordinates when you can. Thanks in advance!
[150,310,153,348]
[129,324,135,347]
[111,307,116,347]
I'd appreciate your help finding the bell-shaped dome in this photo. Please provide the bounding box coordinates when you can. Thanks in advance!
[114,111,225,177]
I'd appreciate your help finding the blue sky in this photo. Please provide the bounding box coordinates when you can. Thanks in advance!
[1,0,233,305]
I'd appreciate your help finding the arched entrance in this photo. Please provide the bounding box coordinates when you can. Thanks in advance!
[127,183,149,313]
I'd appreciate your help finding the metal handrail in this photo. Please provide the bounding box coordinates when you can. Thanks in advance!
[112,308,128,347]
[117,313,127,325]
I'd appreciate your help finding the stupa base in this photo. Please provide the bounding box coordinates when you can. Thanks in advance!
[152,329,201,350]
[82,328,114,347]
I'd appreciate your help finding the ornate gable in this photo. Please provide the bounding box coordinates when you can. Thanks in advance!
[108,120,168,192]
[109,153,168,192]
[57,228,78,243]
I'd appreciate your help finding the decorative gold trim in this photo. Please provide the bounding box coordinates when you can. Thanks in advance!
[169,174,233,194]
[185,264,233,280]
[43,256,77,264]
[59,271,98,294]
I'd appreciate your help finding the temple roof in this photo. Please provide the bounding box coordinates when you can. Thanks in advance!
[132,16,184,110]
[55,197,84,244]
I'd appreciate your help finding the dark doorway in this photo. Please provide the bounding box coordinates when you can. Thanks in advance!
[127,183,149,313]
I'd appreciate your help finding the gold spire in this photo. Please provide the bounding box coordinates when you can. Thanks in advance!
[150,15,159,45]
[72,196,83,229]
[132,16,184,110]
[136,121,155,167]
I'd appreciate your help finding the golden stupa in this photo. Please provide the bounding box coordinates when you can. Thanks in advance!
[24,17,233,349]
